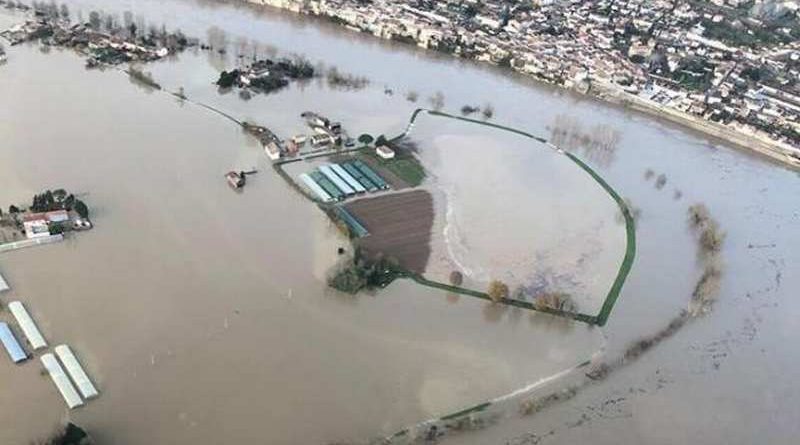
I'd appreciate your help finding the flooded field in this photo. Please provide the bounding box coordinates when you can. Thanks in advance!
[408,114,626,314]
[1,1,800,445]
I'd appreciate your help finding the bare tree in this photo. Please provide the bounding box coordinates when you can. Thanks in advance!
[428,91,445,111]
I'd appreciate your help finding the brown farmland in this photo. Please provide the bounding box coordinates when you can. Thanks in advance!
[344,190,434,273]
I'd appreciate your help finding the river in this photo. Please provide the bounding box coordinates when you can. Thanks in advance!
[0,1,798,445]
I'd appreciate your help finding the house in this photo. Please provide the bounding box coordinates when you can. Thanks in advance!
[376,145,395,159]
[264,142,281,161]
[310,133,333,147]
[46,210,69,223]
[22,214,50,239]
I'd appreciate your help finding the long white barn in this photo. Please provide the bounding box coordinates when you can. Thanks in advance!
[55,345,99,400]
[41,353,83,409]
[0,271,9,293]
[8,301,47,350]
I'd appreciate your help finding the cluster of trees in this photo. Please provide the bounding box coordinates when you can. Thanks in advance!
[217,58,315,94]
[324,66,370,90]
[30,1,69,20]
[687,203,725,316]
[428,91,445,111]
[533,292,576,312]
[549,114,621,167]
[328,250,400,294]
[126,66,161,90]
[29,189,89,219]
[688,203,725,254]
[459,103,495,119]
[40,422,91,445]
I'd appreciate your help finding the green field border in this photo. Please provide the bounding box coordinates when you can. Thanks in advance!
[391,109,636,327]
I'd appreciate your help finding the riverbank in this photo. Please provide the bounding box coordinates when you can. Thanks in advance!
[234,0,800,172]
[591,82,800,171]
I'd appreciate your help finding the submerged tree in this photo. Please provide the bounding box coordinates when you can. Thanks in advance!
[358,134,374,145]
[428,91,445,111]
[487,280,509,303]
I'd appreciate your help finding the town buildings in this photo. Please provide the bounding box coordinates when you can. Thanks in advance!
[246,0,800,160]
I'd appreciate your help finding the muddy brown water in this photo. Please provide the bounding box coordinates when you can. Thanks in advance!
[1,2,800,445]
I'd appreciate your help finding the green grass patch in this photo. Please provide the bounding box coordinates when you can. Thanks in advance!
[362,149,427,187]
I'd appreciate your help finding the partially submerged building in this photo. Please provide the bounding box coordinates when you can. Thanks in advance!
[0,322,27,364]
[55,344,99,400]
[41,353,84,409]
[0,271,9,293]
[264,141,282,161]
[8,301,47,350]
[21,210,70,239]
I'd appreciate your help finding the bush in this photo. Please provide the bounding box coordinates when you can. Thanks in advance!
[358,134,374,145]
[487,280,509,302]
[328,250,400,294]
[534,292,575,312]
[73,200,89,219]
[449,271,463,286]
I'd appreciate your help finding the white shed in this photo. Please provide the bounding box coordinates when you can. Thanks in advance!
[0,271,9,293]
[55,345,99,400]
[8,301,47,350]
[41,353,84,409]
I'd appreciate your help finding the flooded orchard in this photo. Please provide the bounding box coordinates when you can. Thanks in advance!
[1,1,799,445]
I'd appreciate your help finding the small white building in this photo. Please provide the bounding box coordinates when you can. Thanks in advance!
[8,301,47,350]
[22,214,50,239]
[0,272,9,293]
[264,142,281,161]
[46,210,69,223]
[376,145,395,160]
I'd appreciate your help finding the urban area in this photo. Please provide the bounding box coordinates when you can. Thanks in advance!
[248,0,800,164]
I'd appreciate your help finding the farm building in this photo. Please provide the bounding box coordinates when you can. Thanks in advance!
[351,160,389,190]
[22,214,50,239]
[0,271,9,293]
[310,171,344,201]
[55,345,99,400]
[264,142,281,161]
[333,206,369,238]
[300,173,333,202]
[0,322,27,363]
[41,353,84,409]
[329,164,366,194]
[319,165,355,196]
[376,145,395,159]
[341,163,378,192]
[8,301,47,350]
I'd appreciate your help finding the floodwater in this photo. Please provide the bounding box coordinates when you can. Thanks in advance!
[1,1,799,445]
[409,114,625,314]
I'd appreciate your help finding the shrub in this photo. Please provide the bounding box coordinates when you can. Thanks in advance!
[487,280,509,302]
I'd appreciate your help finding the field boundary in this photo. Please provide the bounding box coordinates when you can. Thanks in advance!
[391,109,636,327]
